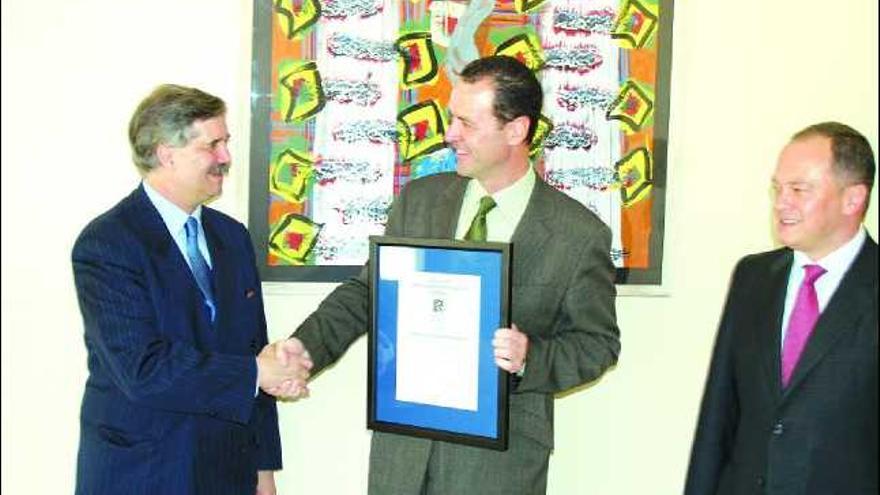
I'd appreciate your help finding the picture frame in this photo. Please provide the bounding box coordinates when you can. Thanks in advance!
[367,236,511,450]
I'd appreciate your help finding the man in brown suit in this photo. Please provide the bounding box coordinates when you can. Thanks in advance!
[273,56,621,494]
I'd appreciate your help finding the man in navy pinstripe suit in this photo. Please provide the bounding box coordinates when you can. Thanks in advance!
[72,84,312,494]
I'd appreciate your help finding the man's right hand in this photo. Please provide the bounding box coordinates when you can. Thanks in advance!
[257,337,313,399]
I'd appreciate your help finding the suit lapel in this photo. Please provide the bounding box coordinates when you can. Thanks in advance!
[130,185,216,329]
[754,250,793,396]
[509,179,552,280]
[128,186,188,275]
[428,176,468,238]
[785,237,878,392]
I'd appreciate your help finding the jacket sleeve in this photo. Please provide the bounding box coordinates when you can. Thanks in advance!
[292,178,416,371]
[513,220,621,394]
[684,261,744,494]
[72,224,259,426]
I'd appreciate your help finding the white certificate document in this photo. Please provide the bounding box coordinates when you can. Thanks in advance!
[395,271,481,411]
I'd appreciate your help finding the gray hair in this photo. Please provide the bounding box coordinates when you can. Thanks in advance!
[128,84,226,173]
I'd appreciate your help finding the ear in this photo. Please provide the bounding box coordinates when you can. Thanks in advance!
[155,143,174,168]
[841,183,868,216]
[505,116,531,146]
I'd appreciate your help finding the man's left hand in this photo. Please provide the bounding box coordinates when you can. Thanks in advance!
[256,470,276,495]
[493,323,529,374]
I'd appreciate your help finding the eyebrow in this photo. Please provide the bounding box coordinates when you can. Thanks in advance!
[771,179,811,188]
[450,112,472,125]
[206,134,230,146]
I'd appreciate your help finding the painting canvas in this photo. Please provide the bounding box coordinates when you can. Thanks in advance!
[249,0,673,284]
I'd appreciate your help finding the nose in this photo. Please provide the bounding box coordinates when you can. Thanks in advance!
[215,143,232,164]
[445,119,460,144]
[773,187,791,212]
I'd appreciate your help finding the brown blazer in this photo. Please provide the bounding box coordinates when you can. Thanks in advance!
[295,172,620,494]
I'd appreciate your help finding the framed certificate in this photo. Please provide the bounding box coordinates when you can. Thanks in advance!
[367,236,511,451]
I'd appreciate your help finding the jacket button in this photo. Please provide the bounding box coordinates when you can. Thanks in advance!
[756,476,765,486]
[772,421,784,435]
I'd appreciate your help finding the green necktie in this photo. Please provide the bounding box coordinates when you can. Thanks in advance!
[464,196,496,241]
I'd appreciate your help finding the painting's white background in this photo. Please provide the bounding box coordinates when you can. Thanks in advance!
[2,1,876,493]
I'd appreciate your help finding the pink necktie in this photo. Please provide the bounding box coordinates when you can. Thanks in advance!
[781,264,826,387]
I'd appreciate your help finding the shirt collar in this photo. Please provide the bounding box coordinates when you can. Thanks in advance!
[792,228,867,276]
[142,180,203,235]
[465,167,535,209]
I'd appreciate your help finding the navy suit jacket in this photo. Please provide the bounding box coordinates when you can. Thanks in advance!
[686,236,878,495]
[72,185,280,494]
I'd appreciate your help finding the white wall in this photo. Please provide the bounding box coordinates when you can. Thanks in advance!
[2,1,876,494]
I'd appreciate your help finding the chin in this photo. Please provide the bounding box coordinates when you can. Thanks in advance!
[777,234,802,251]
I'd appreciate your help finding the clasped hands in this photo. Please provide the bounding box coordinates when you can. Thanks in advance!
[257,337,313,400]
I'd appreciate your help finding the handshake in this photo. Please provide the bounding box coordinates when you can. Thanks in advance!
[257,337,314,400]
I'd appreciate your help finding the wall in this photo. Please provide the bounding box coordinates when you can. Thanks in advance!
[2,1,876,493]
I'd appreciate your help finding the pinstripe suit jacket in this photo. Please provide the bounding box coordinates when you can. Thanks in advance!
[72,185,280,494]
[295,172,620,493]
[686,237,878,495]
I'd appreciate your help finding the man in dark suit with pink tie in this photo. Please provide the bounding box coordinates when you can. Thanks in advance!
[72,84,312,494]
[686,122,877,494]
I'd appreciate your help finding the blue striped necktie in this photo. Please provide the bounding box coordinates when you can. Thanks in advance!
[184,217,216,321]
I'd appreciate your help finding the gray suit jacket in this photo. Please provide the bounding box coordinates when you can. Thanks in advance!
[685,236,878,495]
[295,172,620,493]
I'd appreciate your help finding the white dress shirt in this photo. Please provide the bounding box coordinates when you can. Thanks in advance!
[780,228,867,348]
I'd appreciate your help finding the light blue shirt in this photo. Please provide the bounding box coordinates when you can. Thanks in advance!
[142,181,213,269]
[143,181,261,395]
[780,228,867,348]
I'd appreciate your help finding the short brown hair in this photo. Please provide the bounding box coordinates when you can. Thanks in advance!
[792,121,875,192]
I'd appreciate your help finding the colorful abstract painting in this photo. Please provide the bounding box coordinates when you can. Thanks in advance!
[249,0,673,283]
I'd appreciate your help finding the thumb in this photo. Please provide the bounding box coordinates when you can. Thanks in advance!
[274,341,290,366]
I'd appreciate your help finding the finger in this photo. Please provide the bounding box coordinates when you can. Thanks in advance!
[265,384,290,397]
[492,333,511,350]
[285,359,311,380]
[494,347,512,361]
[273,342,290,366]
[495,356,515,372]
[285,337,305,355]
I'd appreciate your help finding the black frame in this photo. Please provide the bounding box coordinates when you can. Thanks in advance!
[367,236,511,450]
